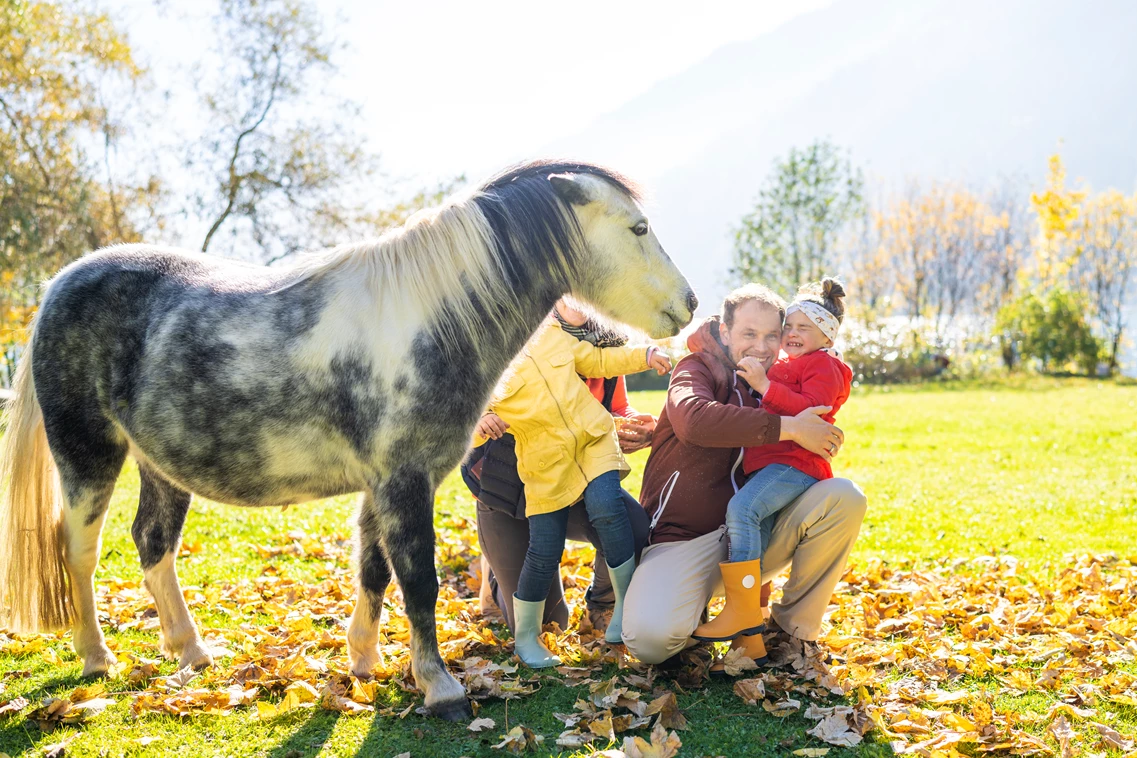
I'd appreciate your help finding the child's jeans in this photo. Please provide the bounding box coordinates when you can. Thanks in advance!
[515,470,635,602]
[726,463,819,563]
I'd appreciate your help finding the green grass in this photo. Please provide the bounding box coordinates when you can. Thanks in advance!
[1,377,1135,757]
[841,377,1137,563]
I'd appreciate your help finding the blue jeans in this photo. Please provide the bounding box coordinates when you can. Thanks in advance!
[726,464,818,563]
[516,470,635,602]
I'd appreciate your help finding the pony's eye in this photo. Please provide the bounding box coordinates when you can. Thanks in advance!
[632,221,648,236]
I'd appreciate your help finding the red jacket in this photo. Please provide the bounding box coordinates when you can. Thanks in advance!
[584,376,634,417]
[640,317,782,544]
[743,350,852,480]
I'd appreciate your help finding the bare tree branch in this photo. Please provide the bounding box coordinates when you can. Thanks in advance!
[201,47,284,252]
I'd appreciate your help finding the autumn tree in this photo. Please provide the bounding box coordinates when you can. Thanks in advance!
[731,140,864,297]
[1030,154,1085,289]
[1068,190,1137,374]
[975,182,1030,369]
[843,206,892,315]
[977,179,1029,317]
[871,181,1031,357]
[189,0,379,263]
[1025,153,1136,375]
[926,187,989,331]
[0,0,158,383]
[875,184,935,324]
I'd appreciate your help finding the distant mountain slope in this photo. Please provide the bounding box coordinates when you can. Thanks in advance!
[549,0,1137,319]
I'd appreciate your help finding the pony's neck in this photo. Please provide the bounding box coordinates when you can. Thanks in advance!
[453,279,564,391]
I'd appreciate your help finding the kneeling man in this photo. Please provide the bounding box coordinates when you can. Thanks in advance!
[621,283,867,664]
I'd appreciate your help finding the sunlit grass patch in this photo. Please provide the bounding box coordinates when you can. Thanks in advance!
[1,377,1135,756]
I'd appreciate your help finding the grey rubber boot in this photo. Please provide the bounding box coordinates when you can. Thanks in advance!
[604,557,636,644]
[511,595,561,668]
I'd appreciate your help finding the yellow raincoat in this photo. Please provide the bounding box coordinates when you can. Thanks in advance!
[475,321,651,516]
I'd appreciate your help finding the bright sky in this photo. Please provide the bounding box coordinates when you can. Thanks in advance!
[117,0,830,186]
[334,0,831,181]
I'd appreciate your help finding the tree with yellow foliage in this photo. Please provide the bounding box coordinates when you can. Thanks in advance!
[866,179,1032,371]
[1030,154,1085,288]
[874,182,1011,334]
[0,0,158,383]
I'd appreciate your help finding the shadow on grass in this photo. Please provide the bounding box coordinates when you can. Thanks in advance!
[0,713,42,756]
[265,708,342,758]
[0,668,93,754]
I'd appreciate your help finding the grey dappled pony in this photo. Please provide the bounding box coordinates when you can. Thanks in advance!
[0,160,696,720]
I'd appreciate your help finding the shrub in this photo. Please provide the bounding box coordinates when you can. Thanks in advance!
[839,315,1001,385]
[995,289,1102,375]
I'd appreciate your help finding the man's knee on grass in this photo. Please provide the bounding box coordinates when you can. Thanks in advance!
[621,613,692,664]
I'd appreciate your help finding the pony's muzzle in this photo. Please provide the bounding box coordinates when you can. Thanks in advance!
[666,288,699,332]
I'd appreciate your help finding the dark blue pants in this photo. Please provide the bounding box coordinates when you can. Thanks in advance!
[515,470,635,602]
[726,463,818,562]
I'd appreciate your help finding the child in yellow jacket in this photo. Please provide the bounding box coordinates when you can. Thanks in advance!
[475,301,672,666]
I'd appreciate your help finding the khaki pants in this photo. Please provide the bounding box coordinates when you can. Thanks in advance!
[621,478,867,664]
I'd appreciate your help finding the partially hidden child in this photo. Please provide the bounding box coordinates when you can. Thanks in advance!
[474,300,672,667]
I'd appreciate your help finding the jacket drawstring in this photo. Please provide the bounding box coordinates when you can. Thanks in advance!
[729,372,747,495]
[646,469,680,545]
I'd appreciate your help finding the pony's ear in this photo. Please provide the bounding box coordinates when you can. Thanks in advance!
[548,173,594,206]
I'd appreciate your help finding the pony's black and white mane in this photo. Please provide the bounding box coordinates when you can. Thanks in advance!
[465,159,643,336]
[287,159,642,348]
[473,159,642,295]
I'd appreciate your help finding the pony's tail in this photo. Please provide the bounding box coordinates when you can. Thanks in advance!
[0,328,71,632]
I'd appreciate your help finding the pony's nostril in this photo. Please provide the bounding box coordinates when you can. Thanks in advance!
[686,290,699,314]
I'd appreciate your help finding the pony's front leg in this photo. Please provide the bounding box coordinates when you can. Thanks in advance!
[348,494,391,677]
[376,471,471,721]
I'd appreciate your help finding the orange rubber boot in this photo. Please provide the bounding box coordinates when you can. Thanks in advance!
[692,559,765,642]
[711,633,769,675]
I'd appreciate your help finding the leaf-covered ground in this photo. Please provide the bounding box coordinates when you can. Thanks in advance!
[1,378,1136,757]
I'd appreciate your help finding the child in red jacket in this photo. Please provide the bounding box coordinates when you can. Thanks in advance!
[694,278,852,642]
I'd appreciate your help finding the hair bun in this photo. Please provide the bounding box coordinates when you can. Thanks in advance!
[821,277,846,301]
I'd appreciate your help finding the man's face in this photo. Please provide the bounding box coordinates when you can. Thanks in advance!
[719,301,783,370]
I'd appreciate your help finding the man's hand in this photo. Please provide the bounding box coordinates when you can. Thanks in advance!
[781,406,843,460]
[475,412,509,440]
[616,412,656,453]
[736,356,770,394]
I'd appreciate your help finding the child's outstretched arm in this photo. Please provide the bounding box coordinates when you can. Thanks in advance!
[759,358,848,416]
[571,339,668,378]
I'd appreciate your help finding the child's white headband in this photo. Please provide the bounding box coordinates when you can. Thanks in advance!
[786,300,840,341]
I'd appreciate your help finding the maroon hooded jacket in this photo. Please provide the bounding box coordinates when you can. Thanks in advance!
[641,317,782,545]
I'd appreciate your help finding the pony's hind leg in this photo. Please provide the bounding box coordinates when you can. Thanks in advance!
[132,464,213,670]
[375,470,471,721]
[57,452,127,676]
[347,493,392,678]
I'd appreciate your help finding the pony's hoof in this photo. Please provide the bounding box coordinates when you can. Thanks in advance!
[81,648,118,677]
[178,642,215,671]
[349,650,379,679]
[427,698,473,722]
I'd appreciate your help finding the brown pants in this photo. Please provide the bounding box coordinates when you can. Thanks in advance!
[621,478,867,664]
